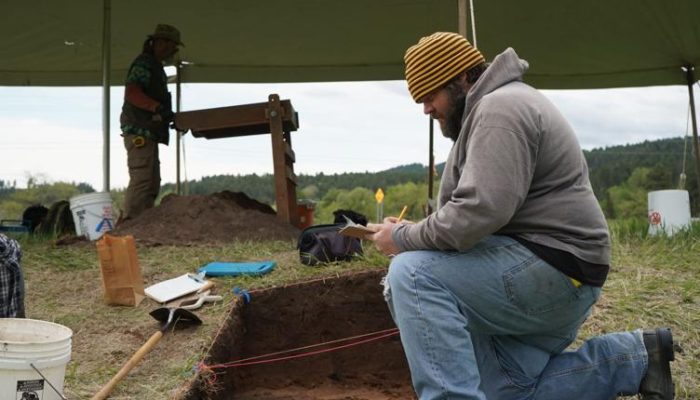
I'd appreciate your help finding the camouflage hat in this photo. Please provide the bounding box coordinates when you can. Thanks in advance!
[149,24,184,46]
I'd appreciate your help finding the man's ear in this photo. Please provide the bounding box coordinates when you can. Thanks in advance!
[455,71,470,91]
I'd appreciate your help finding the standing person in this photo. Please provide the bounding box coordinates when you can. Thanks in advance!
[119,24,183,222]
[369,32,675,399]
[0,234,25,318]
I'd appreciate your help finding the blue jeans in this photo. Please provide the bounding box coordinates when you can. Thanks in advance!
[384,235,647,400]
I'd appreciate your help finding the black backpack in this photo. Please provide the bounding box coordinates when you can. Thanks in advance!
[297,223,363,266]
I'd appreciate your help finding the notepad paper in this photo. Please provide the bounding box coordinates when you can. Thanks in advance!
[338,216,376,239]
[144,274,206,303]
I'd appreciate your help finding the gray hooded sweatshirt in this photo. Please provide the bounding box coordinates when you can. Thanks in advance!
[393,48,610,273]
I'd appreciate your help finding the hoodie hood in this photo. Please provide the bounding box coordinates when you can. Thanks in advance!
[463,48,529,119]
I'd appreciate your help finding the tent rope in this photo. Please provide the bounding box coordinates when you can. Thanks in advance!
[470,0,478,47]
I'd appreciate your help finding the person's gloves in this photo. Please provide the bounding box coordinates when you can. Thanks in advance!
[153,103,175,122]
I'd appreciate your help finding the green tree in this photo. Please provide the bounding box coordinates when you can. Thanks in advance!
[316,187,375,224]
[0,181,94,220]
[384,182,429,221]
[299,184,319,200]
[606,167,651,219]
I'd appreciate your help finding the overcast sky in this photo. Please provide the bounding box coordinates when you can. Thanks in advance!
[0,80,694,190]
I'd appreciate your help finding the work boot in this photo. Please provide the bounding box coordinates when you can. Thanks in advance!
[639,327,675,399]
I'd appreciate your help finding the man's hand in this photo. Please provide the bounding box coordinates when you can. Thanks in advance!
[368,222,401,256]
[153,104,175,122]
[171,122,186,132]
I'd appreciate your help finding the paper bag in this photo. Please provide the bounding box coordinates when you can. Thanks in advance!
[96,234,145,306]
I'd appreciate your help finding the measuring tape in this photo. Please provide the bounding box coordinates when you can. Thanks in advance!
[132,136,146,148]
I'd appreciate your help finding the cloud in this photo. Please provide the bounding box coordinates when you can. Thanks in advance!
[542,85,690,149]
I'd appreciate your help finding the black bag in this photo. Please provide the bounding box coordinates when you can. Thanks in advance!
[297,223,363,266]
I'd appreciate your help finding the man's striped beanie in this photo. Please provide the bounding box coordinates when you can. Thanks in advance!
[404,32,485,103]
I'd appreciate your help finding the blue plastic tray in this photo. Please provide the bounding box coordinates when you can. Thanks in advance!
[198,261,276,277]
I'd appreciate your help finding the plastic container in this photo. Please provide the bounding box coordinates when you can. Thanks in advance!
[0,318,73,400]
[69,192,115,240]
[0,220,29,234]
[648,189,691,236]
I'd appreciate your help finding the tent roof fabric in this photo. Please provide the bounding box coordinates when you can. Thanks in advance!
[2,0,699,89]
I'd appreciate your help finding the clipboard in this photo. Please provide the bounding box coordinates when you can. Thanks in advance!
[144,273,207,303]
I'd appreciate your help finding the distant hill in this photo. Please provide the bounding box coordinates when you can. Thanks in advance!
[584,137,694,199]
[164,163,433,205]
[164,137,697,205]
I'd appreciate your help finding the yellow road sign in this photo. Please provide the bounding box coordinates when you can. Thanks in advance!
[375,188,384,203]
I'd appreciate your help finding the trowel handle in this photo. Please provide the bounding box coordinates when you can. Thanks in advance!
[196,280,216,294]
[91,331,164,400]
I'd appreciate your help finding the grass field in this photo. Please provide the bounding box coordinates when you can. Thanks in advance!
[12,220,700,399]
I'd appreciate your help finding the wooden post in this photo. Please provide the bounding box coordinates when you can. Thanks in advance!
[268,94,299,226]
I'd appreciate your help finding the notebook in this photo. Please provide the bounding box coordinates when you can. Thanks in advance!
[338,215,376,239]
[144,273,207,303]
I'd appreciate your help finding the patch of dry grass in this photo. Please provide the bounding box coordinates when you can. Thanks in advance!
[15,227,700,399]
[586,222,700,400]
[19,238,387,399]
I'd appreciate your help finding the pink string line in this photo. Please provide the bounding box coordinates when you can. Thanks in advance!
[203,327,400,370]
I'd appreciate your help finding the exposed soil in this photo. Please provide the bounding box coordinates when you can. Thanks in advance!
[183,269,415,399]
[112,191,300,246]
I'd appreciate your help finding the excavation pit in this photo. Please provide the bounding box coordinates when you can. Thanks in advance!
[184,269,415,399]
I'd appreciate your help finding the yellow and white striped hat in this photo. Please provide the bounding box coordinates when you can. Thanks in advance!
[404,32,485,103]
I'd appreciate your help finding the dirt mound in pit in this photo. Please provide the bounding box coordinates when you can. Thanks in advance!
[112,191,300,246]
[183,269,415,400]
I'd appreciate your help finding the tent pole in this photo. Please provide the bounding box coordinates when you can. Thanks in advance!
[176,64,182,195]
[428,117,435,215]
[458,0,467,38]
[101,0,111,192]
[685,65,700,212]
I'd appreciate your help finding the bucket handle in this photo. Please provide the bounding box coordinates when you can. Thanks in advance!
[30,363,68,400]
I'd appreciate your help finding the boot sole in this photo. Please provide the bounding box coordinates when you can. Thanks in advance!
[657,327,675,362]
[657,327,675,399]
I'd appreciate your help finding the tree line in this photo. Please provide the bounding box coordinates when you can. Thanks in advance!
[1,137,696,223]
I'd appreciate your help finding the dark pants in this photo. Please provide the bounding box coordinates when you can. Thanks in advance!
[122,135,161,221]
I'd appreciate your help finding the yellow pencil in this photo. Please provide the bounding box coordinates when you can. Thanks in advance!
[397,205,408,222]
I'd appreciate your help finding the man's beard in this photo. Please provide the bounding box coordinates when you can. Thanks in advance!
[163,55,174,65]
[441,88,466,142]
[163,49,179,66]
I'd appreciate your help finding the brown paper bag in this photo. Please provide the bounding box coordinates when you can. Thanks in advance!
[96,234,145,306]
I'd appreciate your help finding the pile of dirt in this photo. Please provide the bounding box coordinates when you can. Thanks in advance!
[183,269,414,399]
[112,191,300,246]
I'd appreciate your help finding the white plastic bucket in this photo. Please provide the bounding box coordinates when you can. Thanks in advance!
[69,192,115,241]
[0,319,72,400]
[648,190,691,236]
